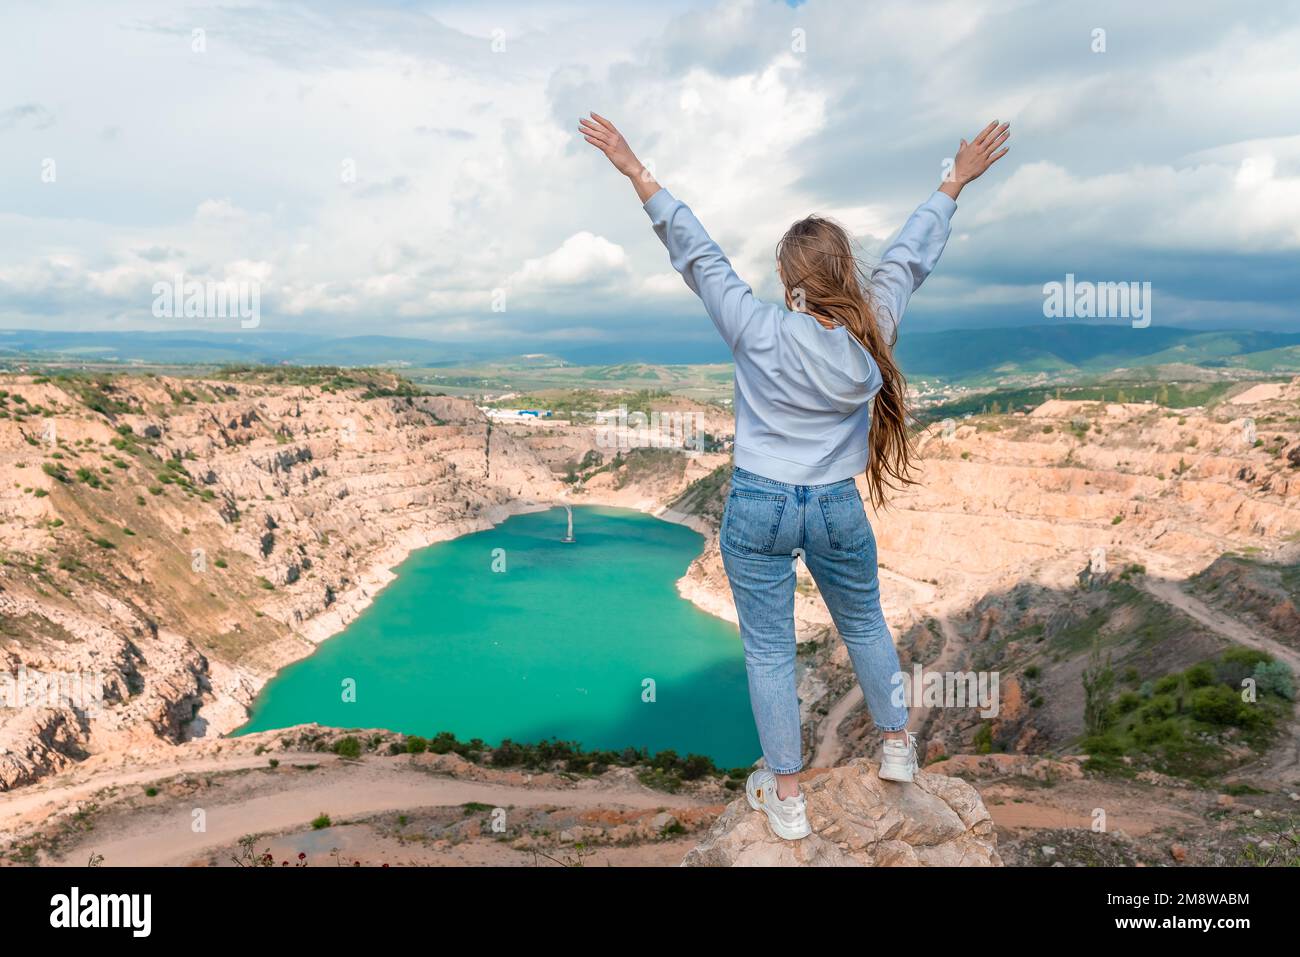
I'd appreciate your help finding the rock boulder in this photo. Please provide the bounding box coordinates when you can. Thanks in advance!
[682,758,1002,867]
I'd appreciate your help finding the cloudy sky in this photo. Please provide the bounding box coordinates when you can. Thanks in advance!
[1,0,1298,361]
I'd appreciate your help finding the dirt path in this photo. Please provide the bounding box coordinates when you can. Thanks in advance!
[0,752,332,834]
[1139,576,1300,788]
[1139,577,1300,671]
[985,790,1200,837]
[878,566,938,606]
[909,615,967,737]
[810,685,862,768]
[28,756,705,867]
[810,566,964,768]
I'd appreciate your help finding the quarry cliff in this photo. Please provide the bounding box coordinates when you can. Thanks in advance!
[0,370,563,789]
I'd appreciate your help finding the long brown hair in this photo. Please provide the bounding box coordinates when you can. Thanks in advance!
[776,215,916,508]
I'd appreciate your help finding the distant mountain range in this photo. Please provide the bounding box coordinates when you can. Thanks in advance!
[894,326,1300,381]
[2,325,1298,382]
[0,330,481,367]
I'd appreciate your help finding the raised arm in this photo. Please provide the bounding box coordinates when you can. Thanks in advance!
[579,112,766,352]
[872,120,1010,340]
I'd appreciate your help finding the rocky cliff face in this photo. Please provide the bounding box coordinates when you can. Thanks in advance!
[682,759,1001,866]
[877,390,1300,599]
[0,371,563,789]
[5,369,1297,811]
[646,379,1300,781]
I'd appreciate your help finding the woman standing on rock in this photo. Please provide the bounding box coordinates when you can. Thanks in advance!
[581,113,1009,840]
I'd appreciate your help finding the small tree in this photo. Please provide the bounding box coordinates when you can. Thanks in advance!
[1082,639,1116,736]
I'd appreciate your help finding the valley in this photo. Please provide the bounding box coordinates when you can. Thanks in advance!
[1,365,1298,866]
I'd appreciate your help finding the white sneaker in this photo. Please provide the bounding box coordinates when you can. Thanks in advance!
[878,731,919,783]
[745,769,811,841]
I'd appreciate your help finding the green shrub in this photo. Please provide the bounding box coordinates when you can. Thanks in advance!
[332,736,362,759]
[681,754,713,781]
[1253,661,1295,701]
[1081,733,1123,755]
[1131,717,1183,746]
[1153,674,1181,695]
[1144,694,1178,719]
[1114,690,1142,714]
[429,731,460,754]
[1189,685,1246,726]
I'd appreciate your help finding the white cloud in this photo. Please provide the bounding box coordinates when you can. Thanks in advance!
[510,232,628,289]
[975,156,1300,251]
[0,0,1295,342]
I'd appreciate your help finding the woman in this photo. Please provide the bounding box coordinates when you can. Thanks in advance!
[581,113,1009,840]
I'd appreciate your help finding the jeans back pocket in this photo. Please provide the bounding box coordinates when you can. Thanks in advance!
[818,488,871,553]
[723,489,787,555]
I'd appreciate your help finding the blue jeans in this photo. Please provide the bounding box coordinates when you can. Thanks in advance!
[720,466,909,774]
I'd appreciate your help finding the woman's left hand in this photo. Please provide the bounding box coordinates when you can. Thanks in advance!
[941,120,1010,199]
[579,113,645,179]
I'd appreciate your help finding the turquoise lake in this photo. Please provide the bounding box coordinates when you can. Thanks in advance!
[234,505,760,767]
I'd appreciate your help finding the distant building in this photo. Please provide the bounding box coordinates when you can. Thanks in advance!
[481,408,555,422]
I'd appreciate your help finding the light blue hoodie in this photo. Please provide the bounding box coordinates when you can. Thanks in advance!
[644,187,957,485]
